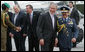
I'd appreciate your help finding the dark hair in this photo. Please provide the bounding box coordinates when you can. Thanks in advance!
[69,1,73,4]
[26,5,33,10]
[2,4,7,10]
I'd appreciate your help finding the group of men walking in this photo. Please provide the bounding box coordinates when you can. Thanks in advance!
[1,1,79,51]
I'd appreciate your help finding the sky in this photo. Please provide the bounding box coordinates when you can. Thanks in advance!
[1,1,84,10]
[1,1,60,9]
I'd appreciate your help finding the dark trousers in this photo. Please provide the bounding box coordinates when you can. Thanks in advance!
[41,38,55,51]
[28,33,39,51]
[6,31,12,51]
[73,42,77,47]
[59,47,71,51]
[14,33,26,51]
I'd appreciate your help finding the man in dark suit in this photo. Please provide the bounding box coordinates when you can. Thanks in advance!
[69,1,80,47]
[36,3,58,51]
[9,5,27,51]
[25,5,40,51]
[69,1,80,25]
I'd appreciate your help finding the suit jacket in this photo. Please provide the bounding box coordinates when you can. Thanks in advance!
[10,11,26,35]
[70,7,79,25]
[25,11,40,37]
[36,12,58,41]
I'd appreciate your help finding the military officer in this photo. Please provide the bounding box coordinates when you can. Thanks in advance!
[57,6,79,51]
[1,3,20,51]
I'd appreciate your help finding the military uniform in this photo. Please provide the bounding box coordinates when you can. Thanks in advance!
[1,3,16,51]
[57,6,79,51]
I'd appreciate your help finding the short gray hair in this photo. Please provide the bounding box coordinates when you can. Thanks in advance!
[13,5,20,10]
[49,2,57,8]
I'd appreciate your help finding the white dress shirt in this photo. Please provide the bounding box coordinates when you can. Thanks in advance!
[69,7,73,14]
[30,11,33,24]
[14,13,19,25]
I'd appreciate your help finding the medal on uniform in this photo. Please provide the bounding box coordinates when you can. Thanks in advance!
[68,19,73,24]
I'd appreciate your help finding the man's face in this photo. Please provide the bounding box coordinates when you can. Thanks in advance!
[62,12,69,18]
[6,7,9,12]
[14,7,19,13]
[26,6,32,13]
[49,5,57,14]
[69,3,73,8]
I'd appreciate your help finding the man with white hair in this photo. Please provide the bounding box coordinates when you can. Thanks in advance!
[36,3,58,51]
[9,5,27,51]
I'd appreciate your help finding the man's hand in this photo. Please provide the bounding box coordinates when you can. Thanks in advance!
[16,27,21,32]
[39,39,44,46]
[72,38,76,43]
[9,32,14,38]
[55,38,58,47]
[77,25,80,29]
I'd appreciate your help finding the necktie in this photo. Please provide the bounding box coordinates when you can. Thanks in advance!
[30,14,32,24]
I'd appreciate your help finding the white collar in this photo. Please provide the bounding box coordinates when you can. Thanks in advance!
[49,11,55,17]
[70,7,73,9]
[15,13,19,15]
[30,11,33,16]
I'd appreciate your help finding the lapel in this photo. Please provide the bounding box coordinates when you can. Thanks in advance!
[16,12,20,23]
[12,14,15,24]
[62,18,66,24]
[60,18,65,24]
[26,13,30,23]
[13,12,20,25]
[54,15,57,30]
[32,12,35,23]
[47,12,53,30]
[32,12,37,23]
